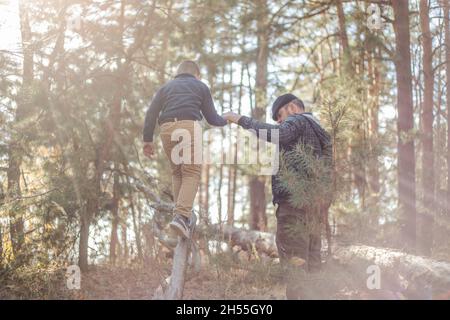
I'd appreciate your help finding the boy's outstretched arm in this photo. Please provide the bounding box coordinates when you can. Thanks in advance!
[142,88,165,158]
[200,85,227,126]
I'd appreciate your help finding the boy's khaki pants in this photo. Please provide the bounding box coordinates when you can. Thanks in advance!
[160,120,202,219]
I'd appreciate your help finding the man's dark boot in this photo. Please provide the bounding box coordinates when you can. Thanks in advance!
[286,284,303,300]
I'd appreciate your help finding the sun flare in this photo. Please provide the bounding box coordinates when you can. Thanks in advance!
[0,0,20,52]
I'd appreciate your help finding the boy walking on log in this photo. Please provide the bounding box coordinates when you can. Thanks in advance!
[142,60,226,239]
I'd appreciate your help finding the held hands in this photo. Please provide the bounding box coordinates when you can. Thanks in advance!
[143,142,155,159]
[143,113,241,160]
[222,112,242,124]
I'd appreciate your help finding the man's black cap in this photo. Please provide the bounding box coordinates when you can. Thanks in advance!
[271,93,301,120]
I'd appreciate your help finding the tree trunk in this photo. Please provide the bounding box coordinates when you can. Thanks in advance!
[128,187,143,263]
[367,44,381,226]
[226,61,233,224]
[249,0,269,231]
[0,225,3,264]
[6,0,34,257]
[110,214,119,265]
[227,45,245,226]
[337,0,366,205]
[226,162,236,225]
[392,0,417,251]
[418,0,434,256]
[199,65,216,223]
[444,0,450,217]
[434,7,445,216]
[199,136,210,222]
[109,168,120,264]
[249,177,267,231]
[121,210,128,263]
[78,1,127,271]
[158,0,172,84]
[217,65,226,224]
[78,208,92,272]
[336,0,353,74]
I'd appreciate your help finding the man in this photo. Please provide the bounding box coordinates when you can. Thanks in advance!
[143,60,226,239]
[223,93,332,299]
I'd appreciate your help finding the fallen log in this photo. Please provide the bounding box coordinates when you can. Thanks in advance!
[134,181,174,213]
[150,219,450,299]
[155,221,450,288]
[202,225,450,295]
[164,236,190,299]
[125,175,199,299]
[207,224,278,257]
[333,245,450,295]
[153,213,199,300]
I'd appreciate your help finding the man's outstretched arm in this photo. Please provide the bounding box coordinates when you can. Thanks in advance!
[223,112,301,145]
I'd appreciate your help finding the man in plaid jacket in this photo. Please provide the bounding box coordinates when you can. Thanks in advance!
[223,93,332,299]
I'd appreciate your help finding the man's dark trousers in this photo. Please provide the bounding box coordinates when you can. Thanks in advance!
[275,201,322,299]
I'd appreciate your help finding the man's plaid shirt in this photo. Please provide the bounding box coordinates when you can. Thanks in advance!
[237,112,330,205]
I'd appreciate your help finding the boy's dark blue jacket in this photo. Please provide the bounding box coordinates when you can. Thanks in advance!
[143,73,227,142]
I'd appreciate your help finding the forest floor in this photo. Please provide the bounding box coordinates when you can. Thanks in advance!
[1,255,406,300]
[76,264,286,300]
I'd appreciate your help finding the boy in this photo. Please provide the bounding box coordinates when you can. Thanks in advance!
[142,60,226,239]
